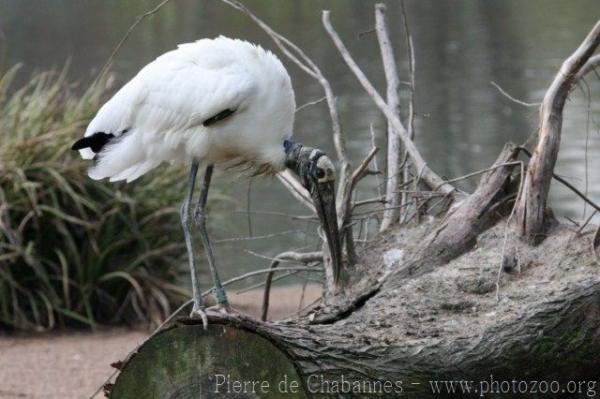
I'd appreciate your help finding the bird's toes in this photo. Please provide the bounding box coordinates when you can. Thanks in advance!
[207,303,238,315]
[189,306,208,330]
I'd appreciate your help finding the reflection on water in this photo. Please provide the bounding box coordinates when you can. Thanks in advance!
[1,0,599,289]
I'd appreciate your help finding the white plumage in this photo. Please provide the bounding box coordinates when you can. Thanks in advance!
[78,36,296,182]
[73,36,342,318]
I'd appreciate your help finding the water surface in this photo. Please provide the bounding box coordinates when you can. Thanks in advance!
[1,0,599,289]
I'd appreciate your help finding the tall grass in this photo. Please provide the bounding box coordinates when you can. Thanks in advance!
[0,67,192,330]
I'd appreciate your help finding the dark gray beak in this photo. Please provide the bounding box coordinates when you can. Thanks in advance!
[284,140,343,284]
[311,179,342,284]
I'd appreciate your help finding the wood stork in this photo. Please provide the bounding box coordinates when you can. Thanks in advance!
[72,36,341,322]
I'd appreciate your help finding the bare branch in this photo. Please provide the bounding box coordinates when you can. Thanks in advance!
[213,229,303,243]
[491,81,541,107]
[342,147,380,229]
[512,20,600,243]
[261,251,323,321]
[368,124,383,200]
[518,146,600,214]
[375,3,402,231]
[322,10,456,196]
[400,0,417,223]
[574,54,600,82]
[295,96,327,113]
[95,0,174,84]
[277,170,316,213]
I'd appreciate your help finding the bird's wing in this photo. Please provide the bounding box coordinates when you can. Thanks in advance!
[86,45,255,140]
[82,44,256,181]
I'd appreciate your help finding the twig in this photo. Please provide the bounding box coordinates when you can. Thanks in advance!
[518,146,600,214]
[322,10,456,196]
[277,170,316,212]
[219,265,321,288]
[213,229,303,243]
[261,251,322,321]
[95,0,174,84]
[341,147,379,230]
[436,161,523,189]
[581,77,592,219]
[246,178,253,236]
[369,124,383,200]
[295,96,327,113]
[576,211,597,236]
[491,81,540,107]
[235,271,296,294]
[232,209,316,220]
[574,54,600,82]
[400,0,416,223]
[352,196,386,208]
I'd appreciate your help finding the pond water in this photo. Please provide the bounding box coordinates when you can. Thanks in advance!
[1,0,599,290]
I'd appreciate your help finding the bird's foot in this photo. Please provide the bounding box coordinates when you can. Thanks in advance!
[189,303,208,330]
[207,303,238,315]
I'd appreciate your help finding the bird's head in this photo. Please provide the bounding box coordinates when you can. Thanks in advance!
[284,140,342,283]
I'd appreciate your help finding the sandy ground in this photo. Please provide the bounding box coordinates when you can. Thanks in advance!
[0,285,321,399]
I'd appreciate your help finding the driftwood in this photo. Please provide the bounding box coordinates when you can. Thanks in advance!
[108,222,600,398]
[512,21,600,244]
[102,5,600,398]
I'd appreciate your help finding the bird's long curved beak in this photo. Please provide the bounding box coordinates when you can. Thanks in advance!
[311,180,342,284]
[283,140,343,285]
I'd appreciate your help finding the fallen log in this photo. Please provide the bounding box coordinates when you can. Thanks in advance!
[108,223,600,398]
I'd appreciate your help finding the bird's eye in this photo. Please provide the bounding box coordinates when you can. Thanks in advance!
[314,155,335,183]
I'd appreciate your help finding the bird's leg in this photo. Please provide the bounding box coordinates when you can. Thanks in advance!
[194,164,230,311]
[180,162,208,327]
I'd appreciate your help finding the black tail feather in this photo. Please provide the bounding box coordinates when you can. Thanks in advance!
[71,132,114,153]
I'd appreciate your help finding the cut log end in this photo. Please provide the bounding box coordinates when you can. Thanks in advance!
[108,320,307,399]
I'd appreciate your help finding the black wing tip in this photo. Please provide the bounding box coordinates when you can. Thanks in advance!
[70,132,115,153]
[71,138,88,151]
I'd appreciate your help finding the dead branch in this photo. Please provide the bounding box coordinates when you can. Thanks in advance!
[261,251,323,321]
[400,0,417,224]
[491,81,541,107]
[512,20,600,244]
[213,229,303,243]
[518,146,600,214]
[369,124,383,200]
[375,3,402,231]
[95,0,174,84]
[322,10,457,197]
[340,147,379,265]
[276,170,316,212]
[423,143,519,263]
[574,54,600,82]
[341,147,379,228]
[295,96,327,113]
